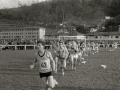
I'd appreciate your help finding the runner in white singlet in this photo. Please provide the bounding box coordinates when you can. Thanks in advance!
[30,40,58,90]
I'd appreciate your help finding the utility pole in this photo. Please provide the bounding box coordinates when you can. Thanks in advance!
[62,5,64,25]
[62,5,65,33]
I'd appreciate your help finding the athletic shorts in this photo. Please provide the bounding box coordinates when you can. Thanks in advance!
[39,72,52,78]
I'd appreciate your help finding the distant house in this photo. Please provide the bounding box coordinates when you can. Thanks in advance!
[85,25,120,41]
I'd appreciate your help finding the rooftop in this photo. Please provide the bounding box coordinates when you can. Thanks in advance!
[45,28,84,36]
[85,32,120,36]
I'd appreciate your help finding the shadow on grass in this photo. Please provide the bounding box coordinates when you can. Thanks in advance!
[30,86,113,90]
[55,87,113,90]
[0,68,38,75]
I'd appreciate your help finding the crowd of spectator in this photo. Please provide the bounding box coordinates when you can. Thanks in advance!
[0,39,120,51]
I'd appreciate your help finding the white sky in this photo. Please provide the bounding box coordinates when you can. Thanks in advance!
[0,0,46,9]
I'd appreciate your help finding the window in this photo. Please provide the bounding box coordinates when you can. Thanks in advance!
[115,36,119,38]
[95,36,98,38]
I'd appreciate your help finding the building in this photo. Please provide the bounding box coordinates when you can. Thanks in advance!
[45,28,85,41]
[45,25,120,42]
[85,32,120,41]
[85,25,120,41]
[1,23,120,45]
[0,26,45,44]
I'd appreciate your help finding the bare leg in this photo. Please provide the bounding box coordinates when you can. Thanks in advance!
[63,59,67,70]
[70,55,74,70]
[55,57,58,72]
[78,55,81,65]
[61,59,66,75]
[41,77,48,90]
[74,58,77,70]
[47,76,58,89]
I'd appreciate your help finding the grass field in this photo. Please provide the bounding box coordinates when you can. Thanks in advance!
[0,48,120,90]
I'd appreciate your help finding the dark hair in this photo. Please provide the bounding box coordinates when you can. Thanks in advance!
[37,40,45,45]
[59,40,63,44]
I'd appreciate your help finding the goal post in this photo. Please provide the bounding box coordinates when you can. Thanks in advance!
[58,35,86,45]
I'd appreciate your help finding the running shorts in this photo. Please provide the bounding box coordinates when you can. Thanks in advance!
[39,71,52,78]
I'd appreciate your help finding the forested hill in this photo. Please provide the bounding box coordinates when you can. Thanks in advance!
[0,0,110,26]
[0,0,120,32]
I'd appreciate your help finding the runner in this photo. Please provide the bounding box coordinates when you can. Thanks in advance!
[54,41,69,75]
[104,42,109,51]
[91,41,96,54]
[68,41,84,70]
[113,42,118,49]
[80,41,87,56]
[110,41,117,51]
[94,42,99,53]
[30,40,58,90]
[86,41,92,55]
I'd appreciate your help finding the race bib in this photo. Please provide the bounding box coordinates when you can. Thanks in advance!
[40,61,49,70]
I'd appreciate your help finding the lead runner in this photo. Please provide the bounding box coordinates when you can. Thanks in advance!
[30,40,58,90]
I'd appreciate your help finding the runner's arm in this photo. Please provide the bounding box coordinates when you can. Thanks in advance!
[32,57,38,66]
[63,43,69,54]
[30,53,38,69]
[48,52,55,71]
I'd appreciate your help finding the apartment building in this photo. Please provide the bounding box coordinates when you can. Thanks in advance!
[0,27,45,42]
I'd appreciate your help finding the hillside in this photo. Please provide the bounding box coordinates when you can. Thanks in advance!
[0,0,120,33]
[0,0,108,26]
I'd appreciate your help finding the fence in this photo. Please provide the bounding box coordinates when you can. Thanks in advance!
[0,45,52,50]
[0,44,119,51]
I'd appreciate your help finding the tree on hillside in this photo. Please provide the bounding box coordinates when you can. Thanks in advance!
[106,0,120,17]
[76,25,89,34]
[103,0,120,28]
[0,0,108,28]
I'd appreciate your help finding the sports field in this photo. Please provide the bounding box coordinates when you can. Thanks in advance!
[0,48,120,90]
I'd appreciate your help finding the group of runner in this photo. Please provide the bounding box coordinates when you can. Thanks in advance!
[29,40,118,90]
[104,41,118,51]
